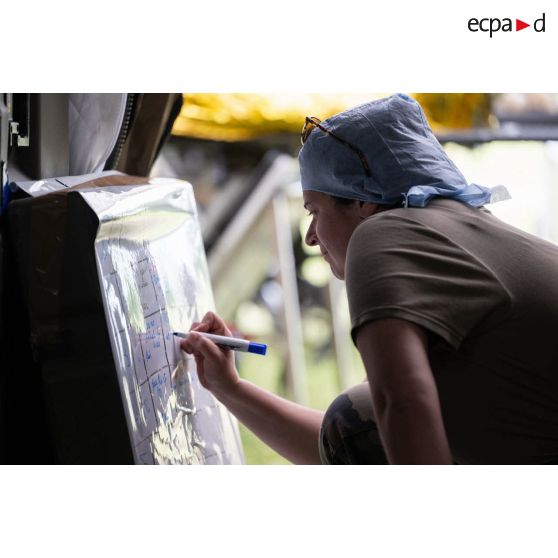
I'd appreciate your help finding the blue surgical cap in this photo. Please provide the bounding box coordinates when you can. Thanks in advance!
[299,94,509,208]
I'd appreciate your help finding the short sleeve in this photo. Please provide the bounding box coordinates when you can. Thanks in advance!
[345,213,511,349]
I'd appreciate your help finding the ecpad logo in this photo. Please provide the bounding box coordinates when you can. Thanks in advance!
[468,13,546,37]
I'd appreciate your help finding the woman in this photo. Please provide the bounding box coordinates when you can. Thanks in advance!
[181,94,558,464]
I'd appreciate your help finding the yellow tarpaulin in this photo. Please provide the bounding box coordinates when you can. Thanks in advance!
[171,93,493,141]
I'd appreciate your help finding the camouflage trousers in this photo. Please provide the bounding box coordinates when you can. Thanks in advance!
[319,381,388,465]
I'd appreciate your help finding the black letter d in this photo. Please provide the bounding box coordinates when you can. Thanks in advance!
[534,13,545,32]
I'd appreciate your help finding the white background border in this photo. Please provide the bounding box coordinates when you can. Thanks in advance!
[3,1,557,91]
[2,1,557,556]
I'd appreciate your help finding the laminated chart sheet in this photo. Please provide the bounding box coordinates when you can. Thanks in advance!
[82,178,244,464]
[11,173,244,464]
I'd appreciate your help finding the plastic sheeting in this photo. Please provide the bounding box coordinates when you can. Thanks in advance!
[9,173,244,464]
[85,178,244,464]
[69,94,127,175]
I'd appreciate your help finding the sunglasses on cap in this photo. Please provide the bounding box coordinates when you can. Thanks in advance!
[301,116,372,177]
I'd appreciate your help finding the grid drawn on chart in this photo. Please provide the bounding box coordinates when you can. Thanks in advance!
[100,229,168,450]
[126,254,172,445]
[101,231,235,464]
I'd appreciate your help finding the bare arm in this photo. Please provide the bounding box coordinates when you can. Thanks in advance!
[214,379,324,464]
[181,312,324,464]
[355,318,453,464]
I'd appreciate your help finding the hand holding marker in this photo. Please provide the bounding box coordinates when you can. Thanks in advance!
[173,331,267,356]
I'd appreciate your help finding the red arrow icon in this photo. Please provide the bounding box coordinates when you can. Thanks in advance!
[516,19,530,31]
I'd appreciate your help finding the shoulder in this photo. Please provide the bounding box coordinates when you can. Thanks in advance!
[348,200,485,258]
[347,205,439,259]
[349,207,408,242]
[344,201,509,349]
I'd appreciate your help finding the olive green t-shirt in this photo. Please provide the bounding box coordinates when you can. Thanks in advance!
[345,199,558,464]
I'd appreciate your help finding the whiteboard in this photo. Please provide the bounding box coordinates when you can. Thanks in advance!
[79,178,245,464]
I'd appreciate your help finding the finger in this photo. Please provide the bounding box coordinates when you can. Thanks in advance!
[187,331,225,360]
[180,332,209,354]
[180,339,193,353]
[190,321,208,333]
[180,336,210,355]
[201,311,232,336]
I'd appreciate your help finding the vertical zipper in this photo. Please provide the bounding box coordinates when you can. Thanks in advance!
[105,93,136,170]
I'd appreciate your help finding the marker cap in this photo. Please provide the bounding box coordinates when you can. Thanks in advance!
[247,342,267,356]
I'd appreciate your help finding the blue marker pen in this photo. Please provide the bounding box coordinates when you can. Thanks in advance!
[173,331,267,356]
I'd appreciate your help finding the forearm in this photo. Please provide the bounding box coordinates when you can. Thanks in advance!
[375,394,453,464]
[215,379,324,464]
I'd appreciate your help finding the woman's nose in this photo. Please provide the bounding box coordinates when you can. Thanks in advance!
[305,221,318,247]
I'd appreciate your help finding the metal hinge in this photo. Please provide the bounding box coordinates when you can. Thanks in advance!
[9,120,30,147]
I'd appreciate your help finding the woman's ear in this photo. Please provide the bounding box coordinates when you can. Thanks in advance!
[358,202,380,219]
